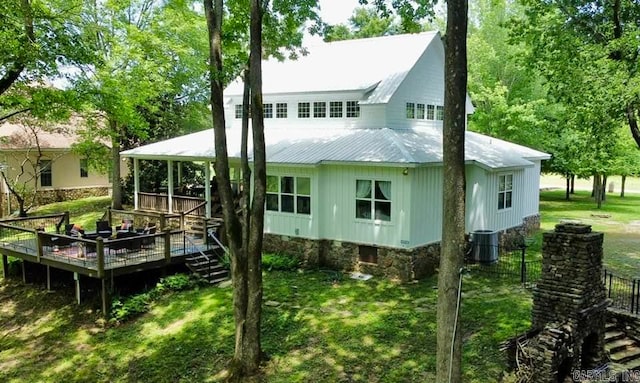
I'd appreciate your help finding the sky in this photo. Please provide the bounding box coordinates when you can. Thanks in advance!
[318,0,361,25]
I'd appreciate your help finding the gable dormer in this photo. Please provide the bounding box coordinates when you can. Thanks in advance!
[223,31,473,131]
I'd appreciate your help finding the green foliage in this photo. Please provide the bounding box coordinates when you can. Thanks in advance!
[110,273,199,323]
[262,253,301,271]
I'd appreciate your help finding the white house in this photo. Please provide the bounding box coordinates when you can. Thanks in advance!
[121,32,549,281]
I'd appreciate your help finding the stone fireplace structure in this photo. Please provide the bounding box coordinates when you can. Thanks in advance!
[529,223,609,382]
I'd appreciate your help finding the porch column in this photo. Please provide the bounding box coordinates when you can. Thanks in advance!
[133,158,140,210]
[168,160,174,214]
[205,161,211,219]
[177,162,182,186]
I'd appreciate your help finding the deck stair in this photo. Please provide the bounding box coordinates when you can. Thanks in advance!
[605,321,640,372]
[185,247,228,284]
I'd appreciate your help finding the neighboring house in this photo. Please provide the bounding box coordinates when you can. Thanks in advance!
[0,117,111,216]
[121,32,549,281]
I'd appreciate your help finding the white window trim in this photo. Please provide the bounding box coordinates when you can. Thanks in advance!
[355,179,392,223]
[498,173,514,211]
[266,175,312,216]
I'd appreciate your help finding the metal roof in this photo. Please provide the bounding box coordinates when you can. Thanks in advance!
[121,127,549,170]
[224,32,440,101]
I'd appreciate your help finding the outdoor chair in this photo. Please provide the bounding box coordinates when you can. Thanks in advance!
[108,231,142,254]
[140,226,156,248]
[96,220,113,237]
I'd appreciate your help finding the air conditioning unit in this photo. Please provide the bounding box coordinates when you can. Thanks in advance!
[471,230,499,264]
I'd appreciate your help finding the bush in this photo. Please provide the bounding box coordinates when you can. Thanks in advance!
[109,273,199,324]
[262,253,300,271]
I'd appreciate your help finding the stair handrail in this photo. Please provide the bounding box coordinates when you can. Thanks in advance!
[206,227,228,254]
[183,234,215,275]
[182,200,207,217]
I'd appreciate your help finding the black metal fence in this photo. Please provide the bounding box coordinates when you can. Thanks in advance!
[603,269,640,315]
[466,246,542,287]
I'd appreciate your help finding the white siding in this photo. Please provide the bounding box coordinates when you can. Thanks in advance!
[263,165,320,239]
[465,165,488,231]
[409,165,443,246]
[385,41,445,130]
[318,164,411,248]
[521,161,542,217]
[224,91,374,130]
[481,168,527,232]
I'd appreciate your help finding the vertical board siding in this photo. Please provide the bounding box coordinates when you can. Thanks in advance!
[319,164,411,248]
[409,166,443,246]
[521,161,541,217]
[465,165,488,231]
[484,169,526,231]
[385,42,445,130]
[263,166,319,239]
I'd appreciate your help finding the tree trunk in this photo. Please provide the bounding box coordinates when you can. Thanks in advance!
[110,125,123,210]
[601,175,607,201]
[436,0,467,381]
[626,104,640,149]
[570,174,575,194]
[565,174,570,201]
[621,175,626,197]
[593,173,603,209]
[591,176,597,197]
[205,0,265,379]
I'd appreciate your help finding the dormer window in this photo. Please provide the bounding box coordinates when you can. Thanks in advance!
[330,101,343,118]
[417,103,425,119]
[276,103,287,118]
[298,102,310,118]
[427,105,435,120]
[313,102,326,118]
[406,103,415,119]
[436,105,444,121]
[346,101,360,118]
[264,103,273,118]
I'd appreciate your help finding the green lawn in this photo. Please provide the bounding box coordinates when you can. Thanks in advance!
[2,189,639,382]
[539,189,640,278]
[0,272,530,383]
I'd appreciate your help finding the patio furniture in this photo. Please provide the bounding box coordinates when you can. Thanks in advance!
[107,231,142,254]
[140,226,156,248]
[96,220,113,237]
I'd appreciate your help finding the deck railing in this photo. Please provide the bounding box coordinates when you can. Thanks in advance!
[138,192,207,215]
[0,212,69,233]
[603,269,640,315]
[0,223,39,256]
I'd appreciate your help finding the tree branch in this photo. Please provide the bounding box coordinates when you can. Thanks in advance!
[0,108,31,123]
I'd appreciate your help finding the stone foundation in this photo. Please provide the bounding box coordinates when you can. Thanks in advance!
[263,234,440,282]
[498,214,540,250]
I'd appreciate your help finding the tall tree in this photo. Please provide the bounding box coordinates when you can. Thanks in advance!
[437,0,468,380]
[75,0,207,210]
[204,0,321,378]
[324,7,400,41]
[0,0,90,122]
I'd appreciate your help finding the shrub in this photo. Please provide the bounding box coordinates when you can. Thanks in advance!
[262,253,300,271]
[109,273,199,324]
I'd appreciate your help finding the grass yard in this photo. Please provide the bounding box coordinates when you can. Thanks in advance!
[0,271,531,383]
[539,189,640,278]
[1,188,639,382]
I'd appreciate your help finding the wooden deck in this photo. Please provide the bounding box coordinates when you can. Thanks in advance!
[0,212,219,314]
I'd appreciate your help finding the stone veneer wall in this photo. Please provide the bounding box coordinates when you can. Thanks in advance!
[528,223,608,382]
[262,233,440,282]
[498,214,540,250]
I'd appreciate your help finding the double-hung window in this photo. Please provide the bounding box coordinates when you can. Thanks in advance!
[266,175,311,215]
[417,103,425,119]
[330,101,343,118]
[356,180,391,221]
[426,105,435,120]
[80,159,88,178]
[436,105,444,121]
[40,160,52,187]
[498,174,513,210]
[235,105,243,119]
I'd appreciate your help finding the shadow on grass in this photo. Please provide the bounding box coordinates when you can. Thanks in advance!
[0,270,533,383]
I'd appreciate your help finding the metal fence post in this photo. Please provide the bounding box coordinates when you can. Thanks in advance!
[632,279,637,314]
[520,248,526,284]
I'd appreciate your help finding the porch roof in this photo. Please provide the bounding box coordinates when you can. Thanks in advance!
[120,126,549,170]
